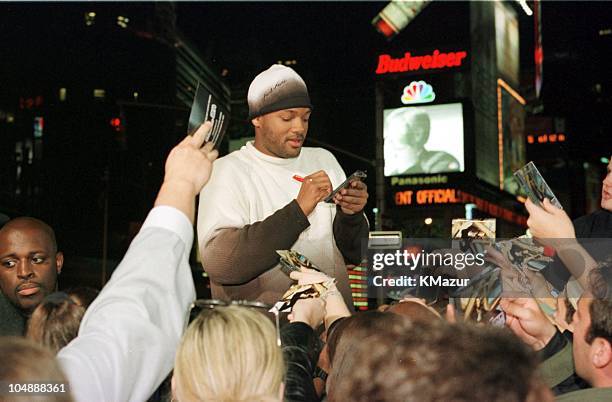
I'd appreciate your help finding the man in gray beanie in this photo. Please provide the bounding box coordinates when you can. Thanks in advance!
[197,64,369,308]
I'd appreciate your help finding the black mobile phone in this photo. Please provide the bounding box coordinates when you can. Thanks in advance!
[187,82,229,149]
[324,170,367,203]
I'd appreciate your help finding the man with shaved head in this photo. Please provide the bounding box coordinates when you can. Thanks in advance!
[0,217,63,335]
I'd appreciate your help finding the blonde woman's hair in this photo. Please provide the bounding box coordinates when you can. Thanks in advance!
[174,305,284,402]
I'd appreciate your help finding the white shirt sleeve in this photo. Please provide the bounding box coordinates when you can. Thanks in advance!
[57,206,196,402]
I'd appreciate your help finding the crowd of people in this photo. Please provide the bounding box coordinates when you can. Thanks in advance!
[0,65,611,402]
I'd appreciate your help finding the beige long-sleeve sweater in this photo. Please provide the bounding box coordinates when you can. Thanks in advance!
[197,142,368,307]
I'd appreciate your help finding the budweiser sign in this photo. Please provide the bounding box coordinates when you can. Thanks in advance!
[376,49,468,75]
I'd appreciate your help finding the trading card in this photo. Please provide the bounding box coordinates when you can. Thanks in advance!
[451,219,496,239]
[494,237,553,273]
[187,81,230,149]
[452,219,496,254]
[276,249,322,276]
[450,265,502,322]
[489,309,506,327]
[514,161,562,209]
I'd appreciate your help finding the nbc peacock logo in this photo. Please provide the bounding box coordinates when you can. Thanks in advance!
[401,81,436,104]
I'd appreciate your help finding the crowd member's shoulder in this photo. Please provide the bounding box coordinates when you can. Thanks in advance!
[573,209,612,238]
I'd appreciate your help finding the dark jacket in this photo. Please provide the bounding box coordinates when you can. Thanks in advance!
[282,322,323,402]
[539,331,606,401]
[0,291,26,336]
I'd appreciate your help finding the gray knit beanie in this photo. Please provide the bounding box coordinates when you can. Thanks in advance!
[247,64,312,119]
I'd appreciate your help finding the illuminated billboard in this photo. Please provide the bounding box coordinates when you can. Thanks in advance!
[384,103,464,176]
[495,1,519,85]
[375,49,468,75]
[497,80,526,195]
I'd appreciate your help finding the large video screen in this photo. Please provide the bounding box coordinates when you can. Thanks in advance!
[384,103,465,176]
[500,87,526,195]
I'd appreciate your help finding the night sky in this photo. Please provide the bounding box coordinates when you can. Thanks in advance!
[175,1,611,160]
[2,1,610,159]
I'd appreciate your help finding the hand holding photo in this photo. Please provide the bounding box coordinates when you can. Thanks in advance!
[450,265,502,324]
[276,249,322,276]
[514,161,562,209]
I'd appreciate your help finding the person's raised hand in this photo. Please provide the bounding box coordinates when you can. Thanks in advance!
[525,198,575,240]
[296,170,333,216]
[155,122,218,221]
[500,298,556,351]
[163,122,218,197]
[334,180,368,215]
[526,199,598,289]
[290,267,350,328]
[288,297,326,329]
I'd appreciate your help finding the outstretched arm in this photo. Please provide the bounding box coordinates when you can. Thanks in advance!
[58,123,217,402]
[526,198,597,291]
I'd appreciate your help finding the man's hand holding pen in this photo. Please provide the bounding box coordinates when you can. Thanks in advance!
[295,170,333,216]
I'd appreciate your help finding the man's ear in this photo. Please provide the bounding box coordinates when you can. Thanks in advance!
[591,338,612,368]
[252,116,262,128]
[55,251,64,275]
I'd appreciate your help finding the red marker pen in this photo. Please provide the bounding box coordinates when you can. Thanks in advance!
[543,246,556,258]
[293,175,304,183]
